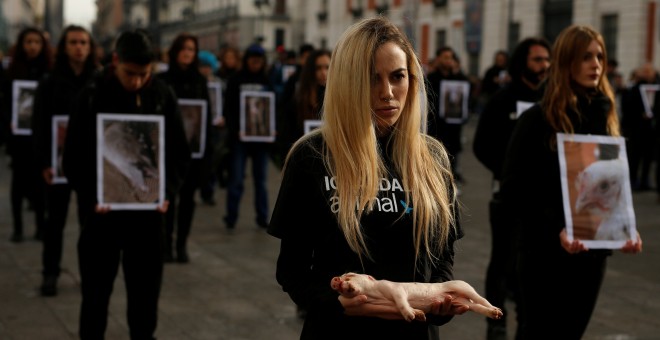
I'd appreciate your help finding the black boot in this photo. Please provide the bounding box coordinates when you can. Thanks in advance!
[163,241,174,263]
[176,244,189,263]
[40,275,58,297]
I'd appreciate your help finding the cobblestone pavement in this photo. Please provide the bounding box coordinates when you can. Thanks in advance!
[1,118,658,339]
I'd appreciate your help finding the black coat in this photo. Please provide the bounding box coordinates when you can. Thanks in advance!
[62,67,191,218]
[473,80,544,180]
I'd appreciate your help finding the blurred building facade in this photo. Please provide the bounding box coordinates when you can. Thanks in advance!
[1,0,658,79]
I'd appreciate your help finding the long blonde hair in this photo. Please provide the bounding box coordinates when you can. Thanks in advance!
[304,17,457,264]
[542,25,619,137]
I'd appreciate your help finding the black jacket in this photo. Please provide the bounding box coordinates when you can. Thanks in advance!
[62,67,190,217]
[269,134,463,340]
[501,92,614,255]
[473,80,544,180]
[157,66,213,161]
[32,64,96,171]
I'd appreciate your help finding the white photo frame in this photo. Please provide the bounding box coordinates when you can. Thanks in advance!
[557,133,636,249]
[178,98,208,159]
[639,84,659,118]
[97,114,165,210]
[304,119,323,135]
[439,80,470,124]
[208,81,223,123]
[11,80,38,135]
[239,90,276,142]
[51,115,69,184]
[515,101,534,119]
[282,64,297,83]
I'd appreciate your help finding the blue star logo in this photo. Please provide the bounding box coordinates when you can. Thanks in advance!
[399,200,412,214]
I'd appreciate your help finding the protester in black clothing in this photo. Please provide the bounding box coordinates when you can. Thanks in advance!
[223,43,274,229]
[473,37,550,340]
[621,63,658,191]
[269,17,478,339]
[426,47,470,183]
[62,30,190,339]
[501,25,642,340]
[2,27,51,242]
[206,45,241,191]
[280,49,330,157]
[157,33,212,263]
[480,50,510,99]
[32,25,98,296]
[273,43,315,169]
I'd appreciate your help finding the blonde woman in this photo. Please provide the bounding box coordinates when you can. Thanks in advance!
[269,17,468,339]
[501,25,642,339]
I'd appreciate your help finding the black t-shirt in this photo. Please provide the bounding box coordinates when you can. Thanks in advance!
[268,133,463,340]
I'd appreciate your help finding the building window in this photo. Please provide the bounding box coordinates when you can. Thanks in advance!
[274,0,286,15]
[507,22,520,53]
[602,14,618,61]
[543,0,573,44]
[436,29,446,50]
[275,28,285,50]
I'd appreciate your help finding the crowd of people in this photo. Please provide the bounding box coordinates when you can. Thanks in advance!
[0,17,651,340]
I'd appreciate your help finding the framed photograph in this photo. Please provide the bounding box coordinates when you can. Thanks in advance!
[304,119,323,135]
[51,116,69,184]
[639,84,659,118]
[11,80,38,135]
[178,98,208,159]
[438,80,470,124]
[97,114,165,210]
[282,64,297,83]
[515,101,534,119]
[239,90,276,142]
[207,81,223,123]
[557,133,636,249]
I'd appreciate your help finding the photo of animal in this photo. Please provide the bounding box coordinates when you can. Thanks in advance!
[245,95,269,136]
[17,88,35,130]
[52,116,69,183]
[330,272,503,322]
[11,80,38,135]
[558,133,637,248]
[101,119,160,204]
[574,158,632,241]
[439,80,470,124]
[178,99,207,158]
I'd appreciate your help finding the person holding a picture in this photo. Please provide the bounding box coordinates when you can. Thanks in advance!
[472,36,551,340]
[32,25,98,296]
[620,62,659,192]
[2,27,52,243]
[501,25,643,340]
[62,29,190,340]
[269,17,471,339]
[425,46,470,185]
[278,49,331,164]
[157,33,213,263]
[222,43,274,229]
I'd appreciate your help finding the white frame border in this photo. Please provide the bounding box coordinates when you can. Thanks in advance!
[557,132,636,249]
[178,98,208,159]
[97,113,165,210]
[239,90,276,142]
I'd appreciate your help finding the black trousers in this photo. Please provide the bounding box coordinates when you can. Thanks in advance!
[516,251,606,340]
[484,195,520,335]
[626,125,655,188]
[10,153,45,235]
[78,211,164,340]
[42,184,82,277]
[166,161,201,252]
